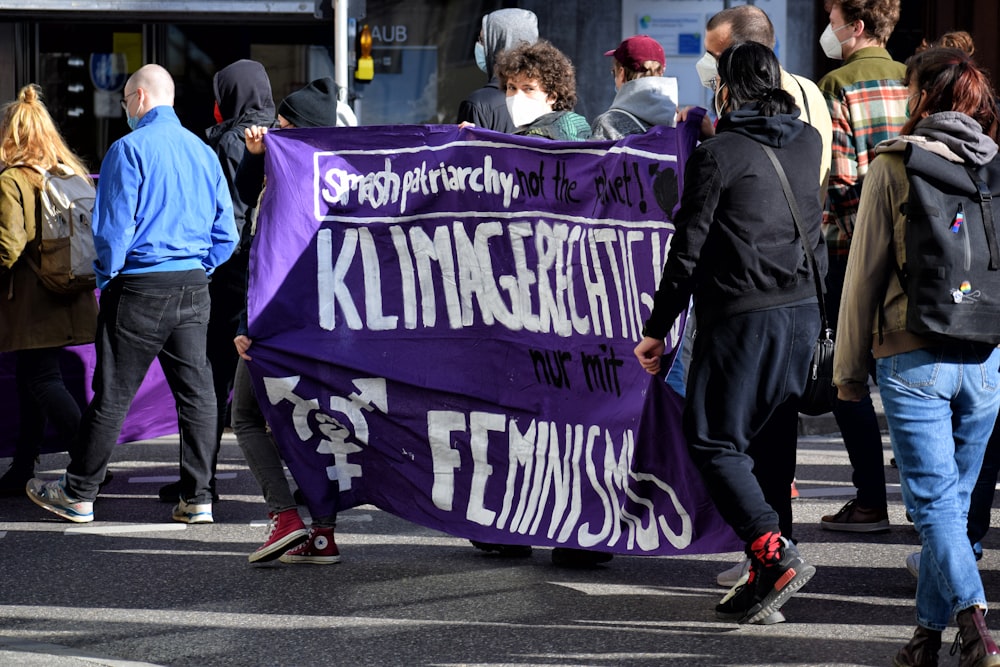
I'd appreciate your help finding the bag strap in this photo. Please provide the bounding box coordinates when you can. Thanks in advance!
[789,74,812,125]
[966,165,1000,271]
[759,144,830,331]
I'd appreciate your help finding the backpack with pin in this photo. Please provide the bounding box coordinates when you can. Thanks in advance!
[889,143,1000,345]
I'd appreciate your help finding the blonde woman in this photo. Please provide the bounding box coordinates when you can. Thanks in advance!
[0,84,97,495]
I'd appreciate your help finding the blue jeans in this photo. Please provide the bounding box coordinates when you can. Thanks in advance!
[877,345,1000,630]
[66,273,217,503]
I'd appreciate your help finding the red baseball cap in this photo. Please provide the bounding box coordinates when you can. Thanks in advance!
[605,35,666,71]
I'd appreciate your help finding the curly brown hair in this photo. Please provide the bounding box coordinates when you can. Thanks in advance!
[494,40,577,111]
[828,0,900,45]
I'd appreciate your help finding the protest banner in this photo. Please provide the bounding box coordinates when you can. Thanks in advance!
[244,119,741,556]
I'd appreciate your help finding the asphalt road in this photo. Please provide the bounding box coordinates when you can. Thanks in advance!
[0,425,996,667]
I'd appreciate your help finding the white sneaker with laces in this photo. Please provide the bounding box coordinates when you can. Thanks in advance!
[26,476,94,523]
[172,498,213,524]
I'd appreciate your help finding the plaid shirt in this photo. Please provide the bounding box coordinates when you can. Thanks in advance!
[819,47,908,255]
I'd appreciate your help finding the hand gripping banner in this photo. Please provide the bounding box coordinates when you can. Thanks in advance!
[246,119,741,555]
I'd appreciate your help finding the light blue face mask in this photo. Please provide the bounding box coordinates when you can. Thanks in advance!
[475,41,487,73]
[126,113,139,131]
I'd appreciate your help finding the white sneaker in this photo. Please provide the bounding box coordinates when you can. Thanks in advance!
[905,551,920,579]
[26,477,94,523]
[172,498,213,524]
[716,557,751,588]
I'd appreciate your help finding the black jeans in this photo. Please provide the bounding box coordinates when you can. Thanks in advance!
[66,274,216,503]
[14,347,83,464]
[827,252,887,509]
[684,303,819,543]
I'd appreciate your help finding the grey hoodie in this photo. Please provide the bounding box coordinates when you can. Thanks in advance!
[482,8,539,78]
[875,111,999,166]
[456,9,539,132]
[590,77,677,141]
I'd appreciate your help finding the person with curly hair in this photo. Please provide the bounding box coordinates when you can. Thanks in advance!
[493,39,591,141]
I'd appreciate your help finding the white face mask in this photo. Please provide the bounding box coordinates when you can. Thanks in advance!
[695,52,719,90]
[819,23,853,60]
[505,93,551,128]
[714,83,727,118]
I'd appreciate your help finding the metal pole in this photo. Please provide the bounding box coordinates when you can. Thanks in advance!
[334,0,348,102]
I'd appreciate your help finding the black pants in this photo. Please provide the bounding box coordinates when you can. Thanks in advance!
[684,303,819,544]
[66,273,216,503]
[826,252,887,508]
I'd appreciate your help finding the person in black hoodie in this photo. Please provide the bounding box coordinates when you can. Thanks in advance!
[634,41,823,625]
[456,8,538,133]
[158,59,276,504]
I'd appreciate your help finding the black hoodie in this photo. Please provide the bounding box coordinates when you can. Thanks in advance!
[205,59,276,249]
[645,106,827,337]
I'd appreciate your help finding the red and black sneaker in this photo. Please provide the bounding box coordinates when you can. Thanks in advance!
[738,532,815,624]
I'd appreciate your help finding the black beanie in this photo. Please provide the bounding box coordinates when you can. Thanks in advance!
[277,77,341,128]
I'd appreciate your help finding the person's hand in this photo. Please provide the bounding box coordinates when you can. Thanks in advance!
[234,334,253,361]
[677,106,715,139]
[458,121,477,130]
[244,125,268,155]
[634,336,666,375]
[836,382,867,402]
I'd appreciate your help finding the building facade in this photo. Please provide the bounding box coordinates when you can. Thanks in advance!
[0,1,990,173]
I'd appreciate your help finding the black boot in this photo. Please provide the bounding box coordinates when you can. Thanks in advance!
[893,625,941,667]
[952,607,1000,667]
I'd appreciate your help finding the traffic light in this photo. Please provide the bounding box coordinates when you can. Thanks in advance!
[355,24,374,81]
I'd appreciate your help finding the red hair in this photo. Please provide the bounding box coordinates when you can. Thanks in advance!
[902,47,1000,142]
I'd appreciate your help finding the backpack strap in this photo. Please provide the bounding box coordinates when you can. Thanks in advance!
[966,166,1000,270]
[610,108,648,134]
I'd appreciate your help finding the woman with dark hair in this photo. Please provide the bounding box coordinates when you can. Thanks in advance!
[634,40,823,624]
[493,39,591,141]
[835,47,1000,667]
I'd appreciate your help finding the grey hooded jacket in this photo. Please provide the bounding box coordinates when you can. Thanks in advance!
[591,77,677,141]
[456,8,538,132]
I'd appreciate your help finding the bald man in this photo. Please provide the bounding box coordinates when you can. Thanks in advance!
[27,64,238,525]
[700,4,832,194]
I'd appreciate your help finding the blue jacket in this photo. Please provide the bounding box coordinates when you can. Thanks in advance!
[93,106,237,288]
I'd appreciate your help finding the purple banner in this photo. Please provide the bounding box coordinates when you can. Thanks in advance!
[246,121,740,555]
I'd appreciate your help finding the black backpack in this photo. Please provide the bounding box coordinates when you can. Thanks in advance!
[891,143,1000,345]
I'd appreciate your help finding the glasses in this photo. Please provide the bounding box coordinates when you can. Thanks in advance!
[120,90,137,112]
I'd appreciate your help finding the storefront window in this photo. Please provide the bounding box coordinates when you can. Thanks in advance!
[14,0,510,172]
